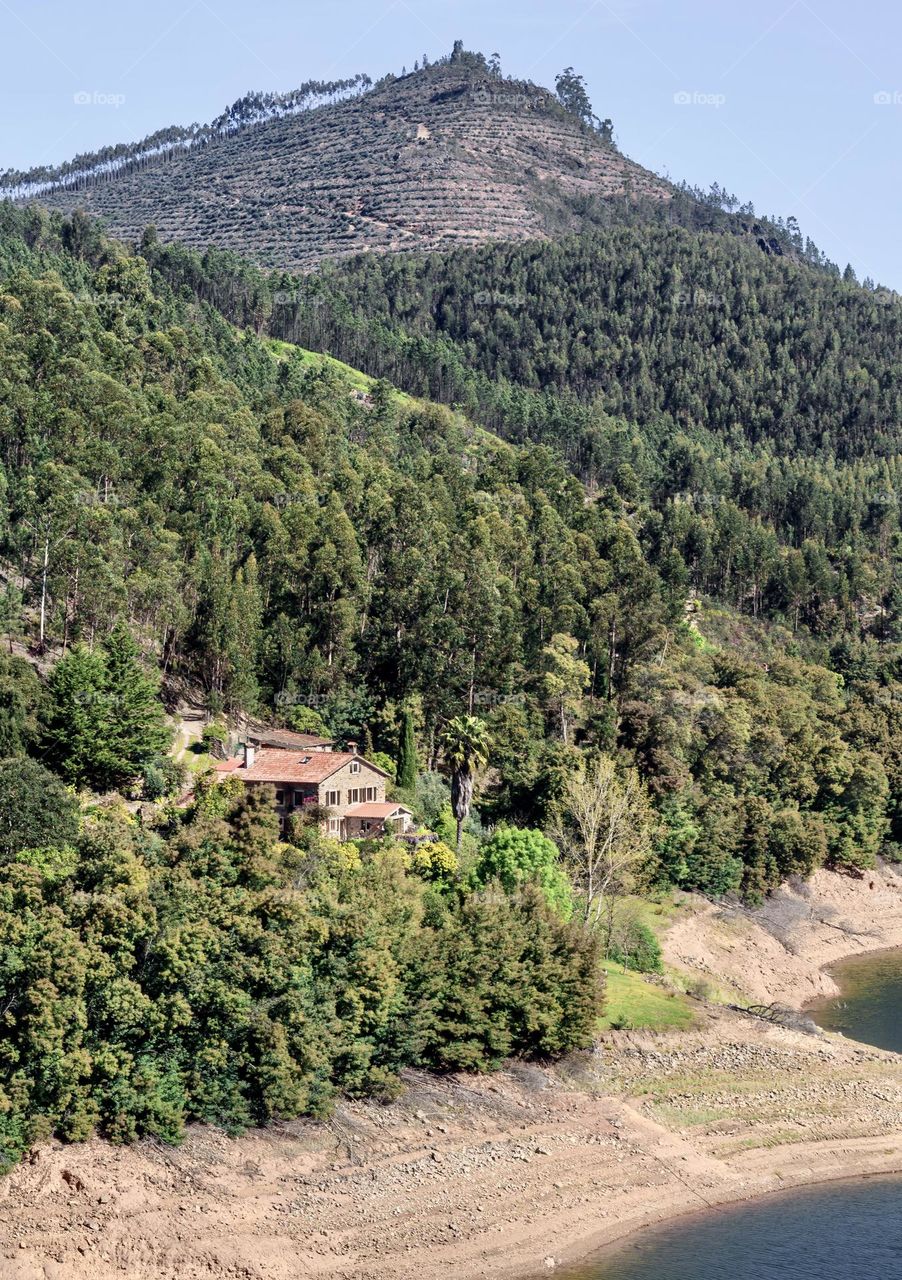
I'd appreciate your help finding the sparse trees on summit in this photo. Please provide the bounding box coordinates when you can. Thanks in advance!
[555,66,595,126]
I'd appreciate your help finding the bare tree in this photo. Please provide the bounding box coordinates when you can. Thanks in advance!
[552,755,655,946]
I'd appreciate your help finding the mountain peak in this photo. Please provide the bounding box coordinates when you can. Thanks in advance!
[22,55,671,271]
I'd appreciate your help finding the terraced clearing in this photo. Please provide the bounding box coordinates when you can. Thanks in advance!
[35,64,670,270]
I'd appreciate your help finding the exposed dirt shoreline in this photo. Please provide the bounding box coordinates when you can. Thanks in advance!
[1,865,900,1280]
[664,862,902,1008]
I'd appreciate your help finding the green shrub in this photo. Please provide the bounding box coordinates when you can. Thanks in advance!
[142,755,186,800]
[200,721,229,753]
[607,917,663,974]
[472,825,574,918]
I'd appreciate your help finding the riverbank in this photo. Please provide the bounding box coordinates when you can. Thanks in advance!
[0,866,900,1280]
[664,861,902,1007]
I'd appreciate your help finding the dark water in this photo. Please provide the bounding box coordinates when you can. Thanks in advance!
[806,947,902,1054]
[562,1177,902,1279]
[559,951,902,1279]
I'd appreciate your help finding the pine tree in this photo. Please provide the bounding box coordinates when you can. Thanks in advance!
[98,620,171,789]
[41,645,109,787]
[41,623,170,792]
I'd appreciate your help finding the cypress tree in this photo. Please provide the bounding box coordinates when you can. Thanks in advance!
[41,622,170,792]
[396,708,417,791]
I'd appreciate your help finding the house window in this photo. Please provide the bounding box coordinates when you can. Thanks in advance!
[350,760,361,774]
[326,789,340,808]
[362,821,372,832]
[365,786,376,802]
[328,818,340,834]
[293,790,304,806]
[275,789,284,804]
[348,788,360,804]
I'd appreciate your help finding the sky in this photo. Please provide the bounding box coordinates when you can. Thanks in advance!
[1,0,900,285]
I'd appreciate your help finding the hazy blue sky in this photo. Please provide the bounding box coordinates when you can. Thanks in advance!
[1,0,900,284]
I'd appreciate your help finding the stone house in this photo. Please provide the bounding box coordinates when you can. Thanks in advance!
[216,742,413,840]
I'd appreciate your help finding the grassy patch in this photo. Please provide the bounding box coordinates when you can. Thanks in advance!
[624,892,688,933]
[266,338,410,398]
[179,747,218,774]
[598,961,696,1032]
[651,1102,731,1127]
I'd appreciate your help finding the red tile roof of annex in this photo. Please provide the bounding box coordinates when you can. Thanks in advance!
[344,802,412,818]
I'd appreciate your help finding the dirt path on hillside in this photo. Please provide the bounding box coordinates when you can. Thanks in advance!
[0,868,899,1280]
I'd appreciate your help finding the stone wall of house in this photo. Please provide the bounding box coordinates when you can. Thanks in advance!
[317,759,386,812]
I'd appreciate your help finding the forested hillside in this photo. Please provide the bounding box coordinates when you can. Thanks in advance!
[1,203,900,906]
[300,228,902,458]
[0,185,901,1162]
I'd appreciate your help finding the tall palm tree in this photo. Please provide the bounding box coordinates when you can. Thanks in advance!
[442,715,491,849]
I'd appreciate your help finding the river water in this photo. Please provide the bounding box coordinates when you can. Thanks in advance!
[561,948,902,1279]
[805,947,902,1054]
[561,1176,902,1279]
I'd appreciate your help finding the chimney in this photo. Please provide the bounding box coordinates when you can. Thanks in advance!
[243,742,256,769]
[347,740,358,755]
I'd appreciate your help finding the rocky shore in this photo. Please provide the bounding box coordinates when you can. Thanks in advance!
[0,865,900,1280]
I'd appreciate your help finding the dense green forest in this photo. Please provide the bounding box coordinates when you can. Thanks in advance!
[0,202,900,894]
[0,197,900,1156]
[0,761,598,1166]
[147,220,902,459]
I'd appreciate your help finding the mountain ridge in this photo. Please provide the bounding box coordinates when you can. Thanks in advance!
[16,55,672,270]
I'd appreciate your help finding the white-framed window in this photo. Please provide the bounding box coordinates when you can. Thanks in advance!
[365,786,376,802]
[328,817,340,834]
[348,788,361,804]
[350,760,361,774]
[326,789,340,807]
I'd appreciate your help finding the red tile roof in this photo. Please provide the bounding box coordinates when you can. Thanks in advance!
[239,749,389,785]
[345,802,411,818]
